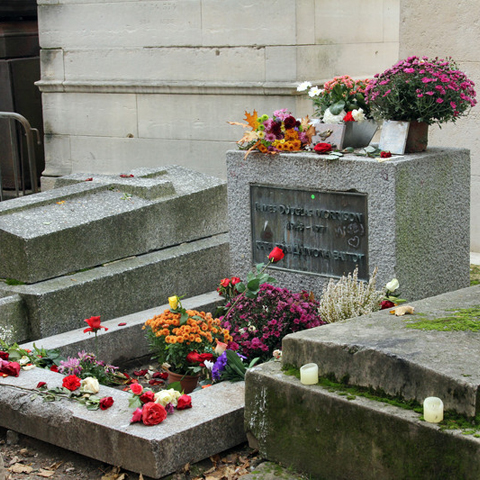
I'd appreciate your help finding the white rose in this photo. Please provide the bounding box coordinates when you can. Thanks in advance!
[154,388,181,407]
[351,108,366,123]
[80,377,100,394]
[323,107,346,124]
[385,278,399,292]
[19,356,30,365]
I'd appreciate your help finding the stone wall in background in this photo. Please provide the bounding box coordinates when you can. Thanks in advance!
[36,0,400,182]
[400,0,480,251]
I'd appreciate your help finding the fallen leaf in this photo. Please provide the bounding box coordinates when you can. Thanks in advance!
[390,305,415,316]
[9,463,33,474]
[56,201,65,205]
[48,461,63,470]
[37,468,56,477]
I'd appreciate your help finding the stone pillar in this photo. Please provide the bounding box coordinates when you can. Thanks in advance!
[226,148,470,302]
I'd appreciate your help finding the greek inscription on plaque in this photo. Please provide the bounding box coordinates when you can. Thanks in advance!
[250,185,368,280]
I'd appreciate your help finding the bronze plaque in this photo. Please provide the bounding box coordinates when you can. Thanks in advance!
[251,185,368,279]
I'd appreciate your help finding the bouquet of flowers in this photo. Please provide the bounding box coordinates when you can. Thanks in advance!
[221,284,325,362]
[144,297,233,375]
[229,109,315,158]
[365,56,477,125]
[297,75,372,124]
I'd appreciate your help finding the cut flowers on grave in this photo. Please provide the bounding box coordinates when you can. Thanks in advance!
[298,75,372,123]
[144,297,233,375]
[31,375,114,411]
[365,56,477,125]
[229,109,315,158]
[128,384,192,426]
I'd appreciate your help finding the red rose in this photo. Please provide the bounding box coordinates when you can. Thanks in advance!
[99,396,114,410]
[133,369,148,377]
[268,247,285,263]
[230,277,241,285]
[220,278,230,288]
[140,391,155,404]
[152,372,168,380]
[0,351,8,361]
[380,151,392,158]
[343,111,355,122]
[176,394,192,410]
[130,383,143,395]
[187,352,202,364]
[62,374,81,391]
[130,407,143,423]
[83,316,108,334]
[380,300,396,310]
[0,361,20,377]
[36,382,47,389]
[314,143,333,154]
[50,365,59,372]
[142,402,167,426]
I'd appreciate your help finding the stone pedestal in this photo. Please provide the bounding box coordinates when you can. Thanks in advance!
[226,147,470,302]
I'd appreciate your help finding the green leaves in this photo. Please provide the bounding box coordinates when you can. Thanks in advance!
[329,100,346,115]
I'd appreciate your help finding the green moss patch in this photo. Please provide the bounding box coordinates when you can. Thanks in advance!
[471,264,480,286]
[405,306,480,332]
[282,364,480,435]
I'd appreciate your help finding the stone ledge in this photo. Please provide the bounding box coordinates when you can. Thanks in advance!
[245,361,480,480]
[282,285,480,418]
[0,369,245,479]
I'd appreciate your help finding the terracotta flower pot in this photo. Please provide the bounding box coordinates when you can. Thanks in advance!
[166,369,200,394]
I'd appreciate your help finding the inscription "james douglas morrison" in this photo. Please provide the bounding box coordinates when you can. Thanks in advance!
[250,185,369,280]
[254,202,363,222]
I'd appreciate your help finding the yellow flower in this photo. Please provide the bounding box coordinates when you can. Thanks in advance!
[168,295,179,310]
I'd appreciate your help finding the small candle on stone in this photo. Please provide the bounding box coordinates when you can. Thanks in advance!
[423,397,444,423]
[300,363,318,385]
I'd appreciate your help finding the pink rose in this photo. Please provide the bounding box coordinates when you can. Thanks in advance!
[130,408,143,423]
[130,383,143,395]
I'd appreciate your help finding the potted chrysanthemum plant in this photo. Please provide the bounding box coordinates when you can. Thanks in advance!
[365,56,477,153]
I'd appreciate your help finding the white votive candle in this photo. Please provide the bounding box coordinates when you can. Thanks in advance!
[423,397,444,423]
[300,363,318,385]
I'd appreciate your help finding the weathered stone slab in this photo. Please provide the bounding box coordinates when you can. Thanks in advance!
[226,148,470,302]
[282,285,480,418]
[0,166,227,283]
[20,291,223,366]
[1,234,229,339]
[0,294,28,344]
[245,361,480,480]
[0,369,245,479]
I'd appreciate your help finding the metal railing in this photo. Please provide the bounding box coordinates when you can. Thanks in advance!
[0,111,41,201]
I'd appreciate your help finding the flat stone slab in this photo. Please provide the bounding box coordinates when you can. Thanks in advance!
[1,234,229,339]
[282,284,480,417]
[0,166,227,283]
[245,361,480,480]
[0,369,245,479]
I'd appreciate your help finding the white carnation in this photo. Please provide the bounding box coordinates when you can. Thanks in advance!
[297,81,312,92]
[351,108,366,123]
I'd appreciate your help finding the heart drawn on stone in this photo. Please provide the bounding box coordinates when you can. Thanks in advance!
[348,236,360,248]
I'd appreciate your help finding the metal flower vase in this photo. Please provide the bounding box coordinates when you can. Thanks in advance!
[313,120,378,149]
